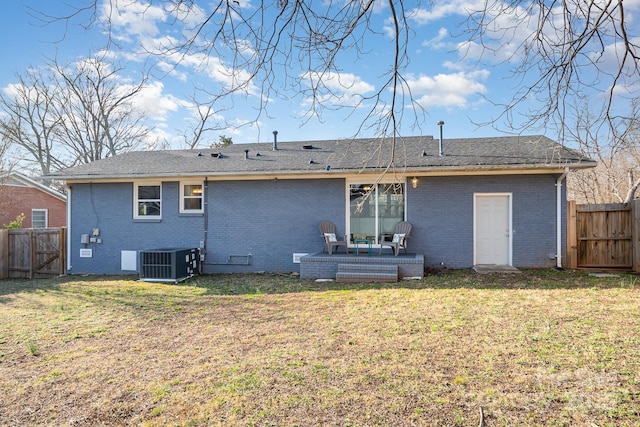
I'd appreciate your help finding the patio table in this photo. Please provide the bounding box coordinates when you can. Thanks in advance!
[353,238,372,256]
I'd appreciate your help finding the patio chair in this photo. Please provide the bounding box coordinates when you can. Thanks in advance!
[379,221,412,256]
[319,221,349,254]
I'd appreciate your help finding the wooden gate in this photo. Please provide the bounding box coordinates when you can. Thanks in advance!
[0,228,66,279]
[567,201,640,270]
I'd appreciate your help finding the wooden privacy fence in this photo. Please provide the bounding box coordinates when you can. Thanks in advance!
[0,228,66,279]
[566,201,640,271]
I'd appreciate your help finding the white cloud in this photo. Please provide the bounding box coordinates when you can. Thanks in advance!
[408,0,489,25]
[100,0,260,97]
[422,27,450,50]
[595,36,640,95]
[406,0,538,65]
[300,71,375,109]
[103,0,167,40]
[131,80,182,122]
[406,70,489,109]
[303,71,375,96]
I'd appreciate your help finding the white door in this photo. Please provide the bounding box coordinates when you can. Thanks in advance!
[475,194,511,265]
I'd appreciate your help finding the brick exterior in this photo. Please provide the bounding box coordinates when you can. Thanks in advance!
[67,174,566,275]
[300,253,424,279]
[0,185,66,228]
[68,179,345,274]
[407,174,564,268]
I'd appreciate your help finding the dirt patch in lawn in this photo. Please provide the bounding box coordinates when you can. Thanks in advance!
[1,270,639,426]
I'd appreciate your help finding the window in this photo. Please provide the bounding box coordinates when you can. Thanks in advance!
[32,209,48,228]
[180,182,203,213]
[348,182,405,244]
[134,183,161,219]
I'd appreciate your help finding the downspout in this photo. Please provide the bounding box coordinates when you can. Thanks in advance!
[202,178,208,269]
[556,167,569,268]
[66,185,72,272]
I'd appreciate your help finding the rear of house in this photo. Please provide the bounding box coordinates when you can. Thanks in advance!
[45,135,595,278]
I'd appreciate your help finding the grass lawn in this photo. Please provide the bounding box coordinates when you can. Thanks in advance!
[1,269,639,426]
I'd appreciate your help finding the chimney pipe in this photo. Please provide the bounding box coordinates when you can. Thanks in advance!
[437,121,445,156]
[272,130,278,151]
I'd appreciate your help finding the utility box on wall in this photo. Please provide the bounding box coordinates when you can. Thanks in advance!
[139,248,200,282]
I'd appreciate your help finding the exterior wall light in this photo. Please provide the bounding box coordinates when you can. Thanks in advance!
[411,177,418,188]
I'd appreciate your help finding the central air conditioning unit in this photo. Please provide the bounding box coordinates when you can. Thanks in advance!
[139,248,200,282]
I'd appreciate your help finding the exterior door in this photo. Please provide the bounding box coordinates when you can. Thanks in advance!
[475,194,511,265]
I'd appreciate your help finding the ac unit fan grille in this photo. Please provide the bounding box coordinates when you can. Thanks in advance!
[139,248,199,282]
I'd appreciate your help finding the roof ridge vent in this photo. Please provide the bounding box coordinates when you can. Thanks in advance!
[303,144,315,150]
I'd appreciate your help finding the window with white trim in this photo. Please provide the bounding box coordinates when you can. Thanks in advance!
[134,183,161,219]
[347,181,405,244]
[180,181,203,213]
[32,209,48,228]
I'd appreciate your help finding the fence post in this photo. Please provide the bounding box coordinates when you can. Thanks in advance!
[59,227,67,275]
[566,200,577,269]
[29,228,34,279]
[0,229,8,279]
[632,200,640,272]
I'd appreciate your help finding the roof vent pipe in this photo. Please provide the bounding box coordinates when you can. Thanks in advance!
[437,121,445,156]
[272,130,278,151]
[244,149,249,160]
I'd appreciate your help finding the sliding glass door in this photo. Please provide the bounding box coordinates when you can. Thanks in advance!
[348,182,405,245]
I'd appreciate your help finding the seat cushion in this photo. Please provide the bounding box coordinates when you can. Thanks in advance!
[324,233,337,242]
[392,233,405,243]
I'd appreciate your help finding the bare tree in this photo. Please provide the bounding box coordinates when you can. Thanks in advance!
[465,0,639,135]
[0,134,15,173]
[0,68,64,175]
[32,0,639,164]
[177,93,224,149]
[568,98,640,203]
[0,58,151,175]
[0,139,20,226]
[51,58,151,163]
[33,1,420,163]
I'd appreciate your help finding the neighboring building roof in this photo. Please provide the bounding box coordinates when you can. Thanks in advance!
[44,135,596,181]
[0,171,67,201]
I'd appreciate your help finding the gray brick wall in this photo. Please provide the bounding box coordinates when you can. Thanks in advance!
[68,179,345,275]
[68,173,565,275]
[407,174,563,269]
[204,178,345,273]
[69,182,204,274]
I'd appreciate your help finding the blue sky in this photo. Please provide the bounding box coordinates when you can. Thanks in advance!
[0,0,637,148]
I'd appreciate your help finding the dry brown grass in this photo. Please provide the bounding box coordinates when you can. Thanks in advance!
[0,269,639,426]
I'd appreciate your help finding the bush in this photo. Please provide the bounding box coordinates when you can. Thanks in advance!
[2,213,25,229]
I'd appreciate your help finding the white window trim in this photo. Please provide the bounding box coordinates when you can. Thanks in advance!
[133,182,162,219]
[345,178,407,247]
[32,209,48,228]
[179,181,204,214]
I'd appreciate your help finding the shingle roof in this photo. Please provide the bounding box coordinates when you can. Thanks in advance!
[45,135,595,180]
[1,171,67,200]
